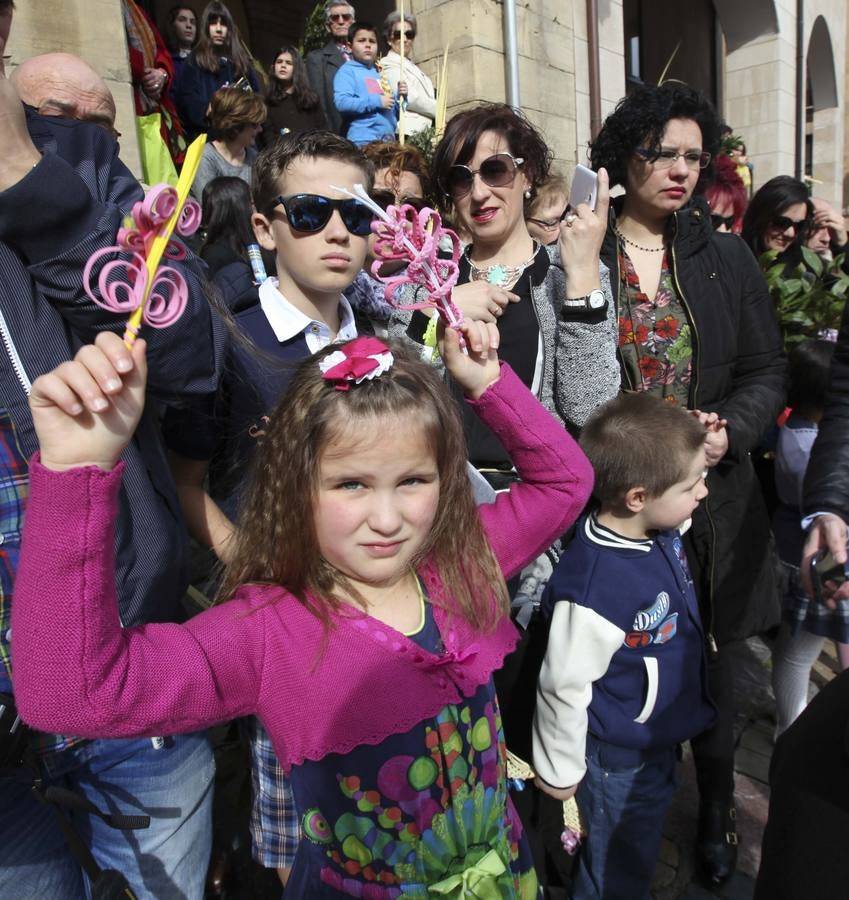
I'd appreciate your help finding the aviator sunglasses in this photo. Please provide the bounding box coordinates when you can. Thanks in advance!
[272,194,375,236]
[441,153,524,199]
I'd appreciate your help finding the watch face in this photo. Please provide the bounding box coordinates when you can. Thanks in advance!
[589,290,605,309]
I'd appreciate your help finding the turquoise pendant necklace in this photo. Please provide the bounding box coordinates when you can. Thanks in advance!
[467,245,538,288]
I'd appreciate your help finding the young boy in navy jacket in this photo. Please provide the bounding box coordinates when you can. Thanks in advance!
[533,392,717,900]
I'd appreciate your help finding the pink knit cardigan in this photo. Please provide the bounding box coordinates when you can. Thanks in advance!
[12,365,593,772]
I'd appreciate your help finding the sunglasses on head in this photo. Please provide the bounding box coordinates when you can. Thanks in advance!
[329,12,353,22]
[392,29,415,39]
[371,190,427,212]
[771,215,807,234]
[442,153,524,200]
[272,194,374,236]
[710,213,735,231]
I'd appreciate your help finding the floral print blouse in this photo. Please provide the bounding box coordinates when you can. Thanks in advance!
[617,248,694,407]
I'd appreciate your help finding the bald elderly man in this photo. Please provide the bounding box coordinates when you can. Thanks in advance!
[13,51,118,137]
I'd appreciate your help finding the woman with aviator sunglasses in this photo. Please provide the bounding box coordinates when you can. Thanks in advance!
[590,82,785,890]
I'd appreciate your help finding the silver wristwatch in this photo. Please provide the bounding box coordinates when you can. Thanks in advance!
[563,288,606,310]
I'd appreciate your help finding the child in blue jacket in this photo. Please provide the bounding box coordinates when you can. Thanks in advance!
[333,21,404,146]
[533,392,717,900]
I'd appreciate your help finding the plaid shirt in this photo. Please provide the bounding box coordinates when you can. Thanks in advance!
[249,718,299,868]
[0,410,28,692]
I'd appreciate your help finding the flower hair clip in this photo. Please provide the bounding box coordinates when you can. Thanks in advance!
[83,135,207,347]
[328,184,465,345]
[319,336,394,391]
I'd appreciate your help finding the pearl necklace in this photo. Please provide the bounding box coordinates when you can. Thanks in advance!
[467,245,538,288]
[614,226,665,253]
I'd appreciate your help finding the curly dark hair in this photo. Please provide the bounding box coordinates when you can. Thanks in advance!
[266,45,320,111]
[741,175,813,256]
[431,103,552,210]
[590,83,723,188]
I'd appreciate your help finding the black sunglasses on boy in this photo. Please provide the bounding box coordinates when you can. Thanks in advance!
[272,194,375,236]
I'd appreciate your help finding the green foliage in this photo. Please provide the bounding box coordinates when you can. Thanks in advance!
[301,2,328,56]
[404,127,437,167]
[720,133,744,156]
[761,247,849,347]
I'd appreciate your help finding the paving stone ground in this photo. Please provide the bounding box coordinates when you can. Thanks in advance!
[648,636,840,899]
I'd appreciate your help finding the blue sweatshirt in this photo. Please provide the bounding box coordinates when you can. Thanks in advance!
[333,58,397,145]
[533,513,716,789]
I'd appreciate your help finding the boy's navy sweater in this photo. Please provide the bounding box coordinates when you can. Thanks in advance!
[333,59,397,145]
[533,513,716,789]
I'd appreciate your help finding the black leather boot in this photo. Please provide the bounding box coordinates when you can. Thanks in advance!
[697,800,738,886]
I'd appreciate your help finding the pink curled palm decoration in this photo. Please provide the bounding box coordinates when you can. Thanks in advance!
[329,184,465,339]
[83,134,206,346]
[84,185,201,337]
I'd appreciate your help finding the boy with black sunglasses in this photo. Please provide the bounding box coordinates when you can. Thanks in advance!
[163,130,377,888]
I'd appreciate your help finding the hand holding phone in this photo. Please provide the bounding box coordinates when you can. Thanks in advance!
[567,164,599,213]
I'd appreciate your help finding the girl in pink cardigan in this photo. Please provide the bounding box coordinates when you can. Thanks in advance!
[14,327,593,898]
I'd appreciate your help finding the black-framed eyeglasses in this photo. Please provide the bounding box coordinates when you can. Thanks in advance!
[771,215,807,235]
[371,190,427,213]
[710,213,735,231]
[442,153,524,199]
[328,12,353,22]
[634,147,711,170]
[392,29,415,40]
[272,194,374,236]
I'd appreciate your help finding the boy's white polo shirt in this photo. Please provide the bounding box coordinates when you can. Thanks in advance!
[259,277,358,351]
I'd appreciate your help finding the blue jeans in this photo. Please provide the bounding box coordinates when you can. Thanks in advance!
[572,735,677,900]
[0,733,214,899]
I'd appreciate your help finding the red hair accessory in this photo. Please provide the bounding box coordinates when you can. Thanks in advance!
[319,337,395,391]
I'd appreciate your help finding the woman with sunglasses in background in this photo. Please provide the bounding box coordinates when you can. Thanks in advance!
[378,11,435,137]
[345,141,431,329]
[259,45,324,147]
[175,0,260,140]
[700,153,748,234]
[525,171,568,245]
[590,82,785,889]
[742,175,813,263]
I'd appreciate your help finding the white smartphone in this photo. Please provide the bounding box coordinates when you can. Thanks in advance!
[568,164,599,212]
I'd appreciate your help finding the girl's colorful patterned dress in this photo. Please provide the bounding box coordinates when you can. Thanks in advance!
[286,600,539,898]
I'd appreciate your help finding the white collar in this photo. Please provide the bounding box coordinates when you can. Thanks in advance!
[259,277,357,343]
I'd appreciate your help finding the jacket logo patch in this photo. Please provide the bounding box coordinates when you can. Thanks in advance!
[624,631,652,648]
[366,77,384,94]
[632,592,669,631]
[653,613,678,645]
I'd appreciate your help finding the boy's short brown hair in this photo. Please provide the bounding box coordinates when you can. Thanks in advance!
[251,129,373,216]
[580,393,705,505]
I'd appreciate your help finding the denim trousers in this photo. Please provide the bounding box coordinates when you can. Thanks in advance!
[572,735,677,900]
[0,732,214,900]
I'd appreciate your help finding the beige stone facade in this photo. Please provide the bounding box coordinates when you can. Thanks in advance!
[7,1,846,207]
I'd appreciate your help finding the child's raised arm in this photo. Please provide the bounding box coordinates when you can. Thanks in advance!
[30,331,147,473]
[13,335,264,739]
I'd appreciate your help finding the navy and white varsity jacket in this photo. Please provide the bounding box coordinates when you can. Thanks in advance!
[533,513,716,789]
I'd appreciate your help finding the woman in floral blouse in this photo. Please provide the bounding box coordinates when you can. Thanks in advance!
[591,83,785,889]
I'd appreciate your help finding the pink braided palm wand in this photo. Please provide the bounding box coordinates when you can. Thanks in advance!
[329,183,465,347]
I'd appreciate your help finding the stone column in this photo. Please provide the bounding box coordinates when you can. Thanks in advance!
[411,0,580,171]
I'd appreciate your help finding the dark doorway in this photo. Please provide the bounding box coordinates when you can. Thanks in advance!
[623,0,718,104]
[143,0,393,72]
